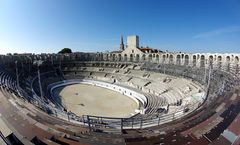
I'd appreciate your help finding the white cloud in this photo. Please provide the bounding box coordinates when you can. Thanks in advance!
[193,26,240,38]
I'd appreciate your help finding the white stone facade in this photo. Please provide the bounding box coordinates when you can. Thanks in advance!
[95,35,240,70]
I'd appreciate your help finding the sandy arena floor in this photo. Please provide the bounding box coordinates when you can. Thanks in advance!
[53,84,139,118]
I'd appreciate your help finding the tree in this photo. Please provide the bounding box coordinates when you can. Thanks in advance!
[58,48,72,54]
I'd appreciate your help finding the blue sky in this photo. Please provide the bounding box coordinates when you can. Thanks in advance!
[0,0,240,54]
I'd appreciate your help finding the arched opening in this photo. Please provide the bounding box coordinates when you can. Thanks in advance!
[184,55,189,66]
[169,54,174,64]
[110,54,113,61]
[148,54,152,62]
[235,56,239,63]
[95,54,99,61]
[193,55,197,67]
[106,54,109,61]
[176,55,181,65]
[235,56,239,73]
[124,54,127,62]
[200,55,205,67]
[112,54,116,61]
[226,56,230,62]
[100,53,103,61]
[118,54,121,61]
[130,54,133,62]
[162,55,166,63]
[217,56,222,68]
[156,54,159,63]
[209,55,213,66]
[136,54,140,62]
[142,54,146,61]
[226,56,230,71]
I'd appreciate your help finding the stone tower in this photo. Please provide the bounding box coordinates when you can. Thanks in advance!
[127,35,139,48]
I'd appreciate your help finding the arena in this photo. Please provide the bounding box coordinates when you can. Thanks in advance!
[53,83,140,118]
[0,35,240,145]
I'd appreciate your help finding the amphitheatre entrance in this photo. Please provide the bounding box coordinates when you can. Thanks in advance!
[53,84,139,118]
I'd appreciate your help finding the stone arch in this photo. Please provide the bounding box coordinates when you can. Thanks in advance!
[95,53,99,61]
[217,55,222,68]
[209,55,213,66]
[226,56,230,62]
[184,55,189,66]
[235,56,239,63]
[148,54,152,62]
[193,55,197,67]
[217,55,222,61]
[209,55,213,61]
[169,54,174,64]
[124,54,127,61]
[130,54,133,62]
[100,53,103,61]
[118,54,122,61]
[181,54,184,59]
[136,54,140,62]
[226,56,230,63]
[156,54,159,63]
[200,55,205,67]
[112,54,116,61]
[162,55,166,63]
[176,54,181,65]
[226,56,231,71]
[110,54,113,61]
[235,56,239,73]
[142,54,146,61]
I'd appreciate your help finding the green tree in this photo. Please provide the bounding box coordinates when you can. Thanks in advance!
[58,48,72,54]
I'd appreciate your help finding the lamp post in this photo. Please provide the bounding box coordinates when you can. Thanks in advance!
[37,60,44,103]
[203,59,208,85]
[58,55,64,79]
[163,60,166,74]
[28,57,32,73]
[15,61,19,89]
[51,55,54,66]
[59,56,61,70]
[206,62,212,106]
[21,60,24,71]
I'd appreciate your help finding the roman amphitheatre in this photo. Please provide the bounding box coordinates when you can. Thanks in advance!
[0,35,239,145]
